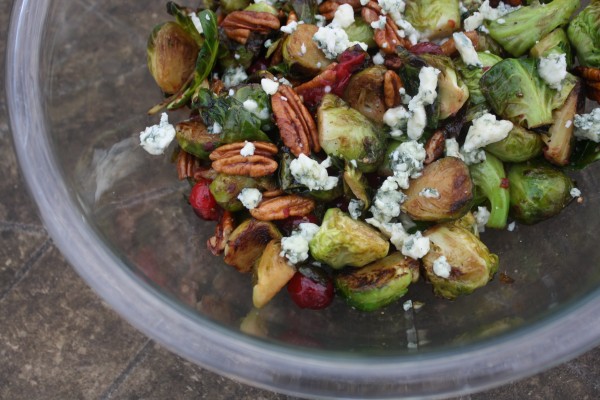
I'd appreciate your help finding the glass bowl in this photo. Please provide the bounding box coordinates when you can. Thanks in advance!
[7,0,600,398]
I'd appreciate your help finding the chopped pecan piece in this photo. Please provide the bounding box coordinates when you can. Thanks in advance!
[176,150,199,180]
[207,211,235,255]
[574,66,600,82]
[262,189,285,198]
[209,141,278,160]
[272,85,320,157]
[212,154,278,177]
[424,130,446,165]
[250,195,316,221]
[440,31,479,57]
[383,70,403,109]
[221,11,281,45]
[319,0,362,20]
[362,1,412,54]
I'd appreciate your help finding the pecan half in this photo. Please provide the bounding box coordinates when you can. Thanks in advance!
[221,11,281,45]
[212,154,278,177]
[383,70,403,109]
[209,141,278,160]
[424,130,446,165]
[440,31,479,56]
[363,1,412,54]
[272,85,320,157]
[262,189,285,198]
[176,150,199,180]
[207,210,235,255]
[319,0,362,20]
[574,66,600,82]
[250,195,316,221]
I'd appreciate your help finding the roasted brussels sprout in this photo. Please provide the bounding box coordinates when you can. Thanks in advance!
[508,160,574,224]
[469,152,509,229]
[344,17,377,48]
[485,0,579,57]
[343,163,371,212]
[530,28,573,69]
[543,81,583,166]
[253,240,296,308]
[456,51,502,121]
[343,66,387,123]
[426,55,470,120]
[401,157,473,221]
[175,119,221,159]
[317,94,386,172]
[210,174,264,212]
[233,84,274,131]
[282,24,332,76]
[423,222,499,300]
[147,22,199,94]
[244,2,278,14]
[334,252,420,311]
[485,125,543,163]
[221,0,250,13]
[567,0,600,68]
[404,0,460,40]
[309,208,389,269]
[480,58,554,128]
[224,219,282,272]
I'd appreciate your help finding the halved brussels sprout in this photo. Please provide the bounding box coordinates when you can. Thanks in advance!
[401,157,473,221]
[485,0,579,57]
[210,174,274,212]
[423,222,498,300]
[404,0,460,40]
[469,152,509,229]
[334,252,420,311]
[508,160,573,225]
[343,66,387,123]
[433,57,469,120]
[530,28,573,69]
[244,2,277,14]
[175,119,221,159]
[344,17,376,49]
[309,208,389,269]
[456,51,502,121]
[543,81,582,166]
[282,24,332,76]
[253,240,296,308]
[567,0,600,68]
[317,94,386,172]
[147,22,199,94]
[224,219,282,272]
[485,125,543,163]
[480,58,554,128]
[221,0,250,13]
[343,163,371,211]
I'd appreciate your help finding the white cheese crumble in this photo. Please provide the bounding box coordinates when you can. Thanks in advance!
[300,43,307,55]
[403,299,413,311]
[222,66,248,88]
[261,78,280,95]
[474,206,490,233]
[565,120,573,128]
[453,32,481,67]
[280,223,320,264]
[463,0,521,31]
[264,39,273,48]
[280,21,298,34]
[242,99,258,113]
[507,221,516,232]
[189,12,204,34]
[228,89,235,96]
[461,148,486,165]
[369,176,408,223]
[315,14,326,27]
[463,113,513,152]
[432,256,451,278]
[574,108,600,142]
[313,25,350,59]
[538,53,567,91]
[389,140,427,185]
[402,231,430,260]
[348,199,364,219]
[373,52,385,65]
[290,154,339,191]
[444,138,463,159]
[332,3,355,28]
[139,113,176,155]
[419,188,440,199]
[371,16,387,30]
[240,141,255,157]
[237,188,262,210]
[570,187,581,198]
[211,121,222,135]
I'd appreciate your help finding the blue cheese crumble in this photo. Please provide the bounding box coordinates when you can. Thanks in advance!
[289,154,339,191]
[237,188,262,210]
[453,32,481,67]
[261,78,279,95]
[240,141,255,157]
[222,66,248,88]
[574,108,600,142]
[348,199,364,220]
[402,231,430,260]
[463,113,513,152]
[538,53,567,91]
[419,188,440,199]
[139,113,176,155]
[474,206,490,233]
[432,256,451,278]
[280,223,320,264]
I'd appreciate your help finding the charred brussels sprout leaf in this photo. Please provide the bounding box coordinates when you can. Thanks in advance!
[485,125,543,163]
[508,160,573,224]
[485,0,579,57]
[282,24,332,76]
[404,0,461,40]
[402,157,474,221]
[426,55,470,120]
[530,28,573,69]
[423,222,498,300]
[343,66,387,123]
[334,252,420,311]
[309,208,389,269]
[343,163,371,211]
[253,240,296,308]
[147,22,199,94]
[543,81,582,166]
[456,51,502,121]
[317,94,386,172]
[469,152,509,229]
[175,119,221,159]
[224,219,282,273]
[480,58,554,129]
[567,0,600,68]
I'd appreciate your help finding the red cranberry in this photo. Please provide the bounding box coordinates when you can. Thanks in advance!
[189,179,220,221]
[287,266,334,310]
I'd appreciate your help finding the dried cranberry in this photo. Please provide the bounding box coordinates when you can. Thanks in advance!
[332,49,367,96]
[189,179,220,221]
[287,266,334,310]
[500,178,510,189]
[409,42,444,55]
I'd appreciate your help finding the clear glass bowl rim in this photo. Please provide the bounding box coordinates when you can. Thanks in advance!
[6,0,600,398]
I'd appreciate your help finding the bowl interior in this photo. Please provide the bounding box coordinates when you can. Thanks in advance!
[10,0,600,396]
